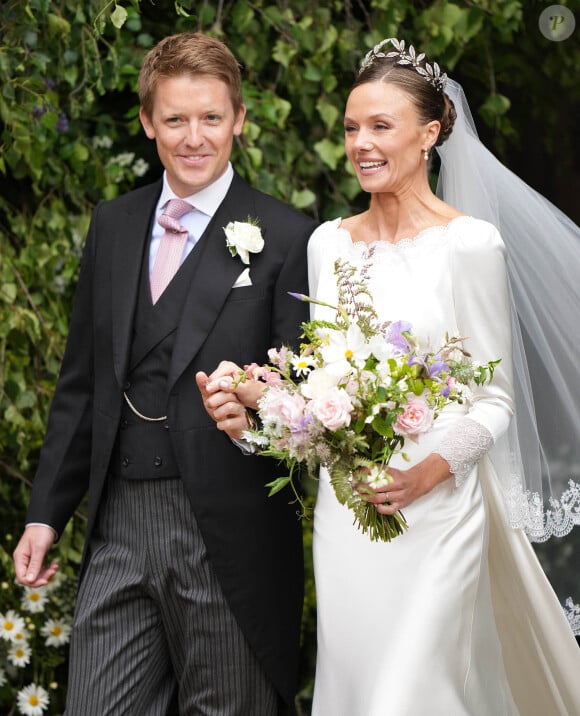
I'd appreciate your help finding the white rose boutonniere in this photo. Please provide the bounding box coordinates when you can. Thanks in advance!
[224,217,264,265]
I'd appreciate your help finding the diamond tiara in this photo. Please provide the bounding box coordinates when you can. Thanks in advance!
[359,38,448,92]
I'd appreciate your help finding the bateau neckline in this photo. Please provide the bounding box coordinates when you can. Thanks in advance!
[335,215,470,247]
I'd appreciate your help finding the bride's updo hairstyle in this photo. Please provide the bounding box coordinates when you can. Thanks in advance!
[354,38,456,148]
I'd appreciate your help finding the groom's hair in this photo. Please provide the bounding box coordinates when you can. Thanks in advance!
[138,32,243,118]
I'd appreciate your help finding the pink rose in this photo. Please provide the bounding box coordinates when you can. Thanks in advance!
[308,388,353,431]
[260,389,306,432]
[263,370,283,386]
[395,397,433,436]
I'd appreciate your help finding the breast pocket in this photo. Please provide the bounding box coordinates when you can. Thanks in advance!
[226,285,266,302]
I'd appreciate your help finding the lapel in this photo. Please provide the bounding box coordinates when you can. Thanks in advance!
[168,173,259,392]
[111,180,162,388]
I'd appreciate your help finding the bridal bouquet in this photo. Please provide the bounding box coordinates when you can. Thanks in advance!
[241,259,499,542]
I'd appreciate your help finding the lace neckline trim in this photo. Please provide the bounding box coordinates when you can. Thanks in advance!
[335,214,471,251]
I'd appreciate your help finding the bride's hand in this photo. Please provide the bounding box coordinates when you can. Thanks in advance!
[359,454,451,514]
[200,359,266,410]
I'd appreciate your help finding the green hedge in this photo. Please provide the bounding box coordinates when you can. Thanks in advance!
[1,1,578,712]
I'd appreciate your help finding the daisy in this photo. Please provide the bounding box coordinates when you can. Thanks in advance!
[0,609,26,642]
[16,683,50,716]
[291,353,316,377]
[41,618,72,647]
[12,627,30,645]
[44,570,65,593]
[321,324,370,376]
[8,641,32,667]
[21,587,49,614]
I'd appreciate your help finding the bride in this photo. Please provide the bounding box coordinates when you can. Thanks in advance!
[199,38,580,715]
[306,39,580,715]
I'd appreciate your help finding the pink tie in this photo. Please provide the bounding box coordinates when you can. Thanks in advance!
[150,198,192,304]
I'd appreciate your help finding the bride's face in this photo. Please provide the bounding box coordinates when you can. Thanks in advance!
[343,81,439,195]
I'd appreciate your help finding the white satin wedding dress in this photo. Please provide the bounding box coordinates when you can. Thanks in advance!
[308,217,580,716]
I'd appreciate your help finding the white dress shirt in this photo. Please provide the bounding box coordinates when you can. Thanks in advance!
[150,163,234,275]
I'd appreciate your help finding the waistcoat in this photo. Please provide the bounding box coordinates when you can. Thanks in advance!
[110,238,203,479]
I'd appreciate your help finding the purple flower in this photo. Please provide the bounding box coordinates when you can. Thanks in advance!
[428,358,449,378]
[407,355,424,367]
[56,113,69,133]
[385,320,413,352]
[32,105,48,119]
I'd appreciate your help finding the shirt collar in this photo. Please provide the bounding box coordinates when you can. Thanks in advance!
[158,163,234,218]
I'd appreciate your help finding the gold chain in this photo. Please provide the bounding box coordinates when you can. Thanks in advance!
[123,392,167,422]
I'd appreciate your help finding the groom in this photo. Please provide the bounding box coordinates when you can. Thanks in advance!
[13,32,316,714]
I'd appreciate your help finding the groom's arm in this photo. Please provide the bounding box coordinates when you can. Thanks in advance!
[269,214,317,350]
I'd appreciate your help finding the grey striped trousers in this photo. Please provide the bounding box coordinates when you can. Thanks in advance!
[65,477,278,715]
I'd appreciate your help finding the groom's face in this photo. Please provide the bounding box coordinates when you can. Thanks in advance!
[140,74,246,198]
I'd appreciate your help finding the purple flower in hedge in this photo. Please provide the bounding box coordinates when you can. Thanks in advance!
[56,113,69,133]
[32,105,48,119]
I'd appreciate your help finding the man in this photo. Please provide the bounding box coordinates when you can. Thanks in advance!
[13,32,317,715]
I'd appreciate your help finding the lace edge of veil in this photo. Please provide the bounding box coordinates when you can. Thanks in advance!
[505,475,580,543]
[505,476,580,636]
[563,597,580,637]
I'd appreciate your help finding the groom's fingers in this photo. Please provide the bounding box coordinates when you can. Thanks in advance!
[213,398,249,439]
[195,371,210,399]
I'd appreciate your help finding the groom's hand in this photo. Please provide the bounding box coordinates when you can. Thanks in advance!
[196,368,249,440]
[13,525,59,587]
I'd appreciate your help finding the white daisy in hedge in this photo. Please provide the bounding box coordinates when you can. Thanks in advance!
[0,609,26,642]
[16,682,50,715]
[41,618,72,647]
[21,587,49,614]
[8,641,32,667]
[44,570,65,593]
[12,626,30,645]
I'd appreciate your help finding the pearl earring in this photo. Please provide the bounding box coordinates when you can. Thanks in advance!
[423,148,429,161]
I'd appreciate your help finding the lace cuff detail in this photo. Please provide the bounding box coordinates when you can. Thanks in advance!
[435,418,493,487]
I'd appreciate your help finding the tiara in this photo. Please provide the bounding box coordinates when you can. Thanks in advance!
[359,38,448,92]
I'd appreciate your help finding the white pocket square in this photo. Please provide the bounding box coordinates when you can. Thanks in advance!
[232,267,252,288]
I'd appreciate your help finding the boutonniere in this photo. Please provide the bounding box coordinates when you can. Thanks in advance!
[224,217,264,265]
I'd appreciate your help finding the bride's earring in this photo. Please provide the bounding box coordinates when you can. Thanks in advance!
[423,148,429,161]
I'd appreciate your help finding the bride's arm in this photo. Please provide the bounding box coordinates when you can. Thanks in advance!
[368,221,514,513]
[436,221,515,484]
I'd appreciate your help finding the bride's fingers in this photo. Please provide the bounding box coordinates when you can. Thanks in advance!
[374,500,400,515]
[354,482,400,504]
[233,378,265,410]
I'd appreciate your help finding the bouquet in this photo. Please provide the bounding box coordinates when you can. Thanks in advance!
[241,258,499,542]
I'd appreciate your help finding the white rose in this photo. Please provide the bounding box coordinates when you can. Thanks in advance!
[224,220,264,265]
[300,368,341,400]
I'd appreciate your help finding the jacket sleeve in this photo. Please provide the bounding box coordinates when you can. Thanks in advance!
[26,206,100,535]
[269,212,318,352]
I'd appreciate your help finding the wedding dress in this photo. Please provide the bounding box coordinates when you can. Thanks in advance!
[308,216,580,716]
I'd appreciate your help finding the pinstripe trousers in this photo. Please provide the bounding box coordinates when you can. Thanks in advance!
[64,476,278,716]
